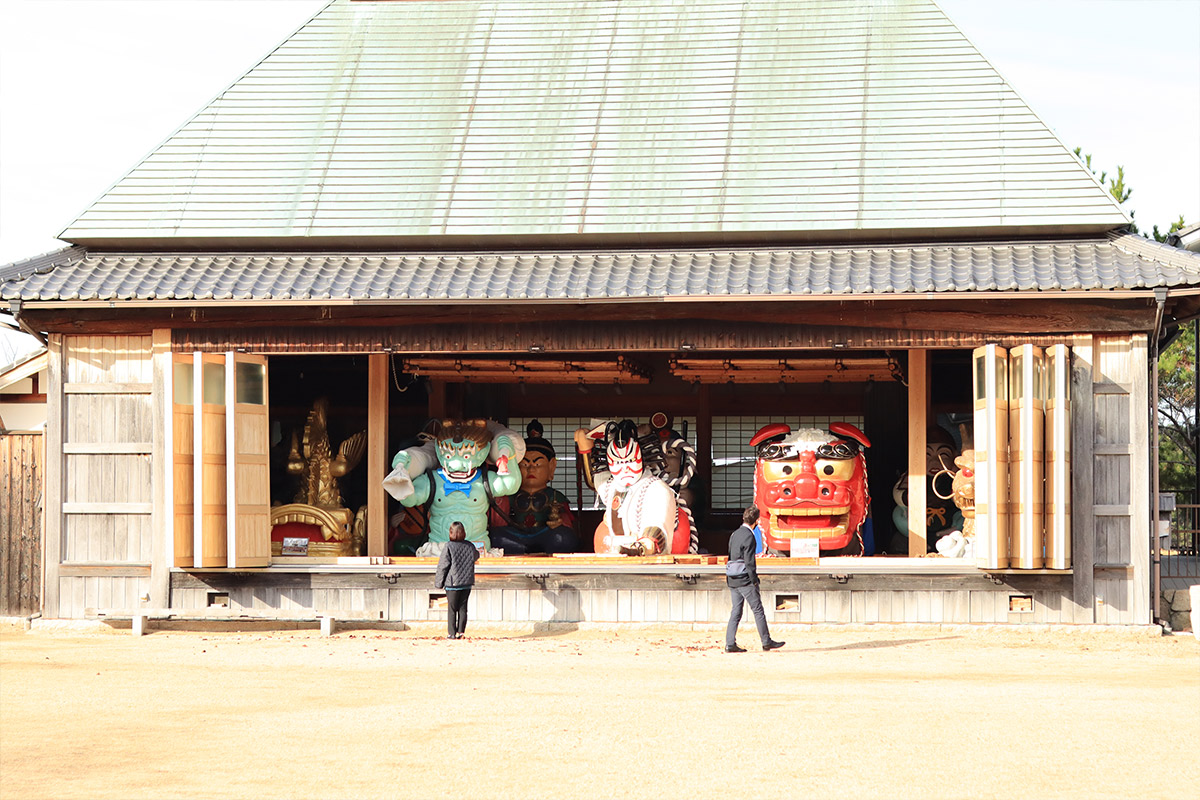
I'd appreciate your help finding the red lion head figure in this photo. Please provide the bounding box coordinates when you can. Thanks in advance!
[750,422,871,554]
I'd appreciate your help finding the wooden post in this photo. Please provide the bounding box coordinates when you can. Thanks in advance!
[42,335,63,618]
[428,379,447,419]
[367,354,388,557]
[695,384,712,506]
[1071,335,1095,623]
[1129,334,1150,623]
[149,329,170,607]
[907,350,928,557]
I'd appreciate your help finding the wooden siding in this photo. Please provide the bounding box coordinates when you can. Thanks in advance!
[169,572,1079,625]
[1073,334,1151,625]
[56,575,151,619]
[44,335,155,618]
[1,433,43,615]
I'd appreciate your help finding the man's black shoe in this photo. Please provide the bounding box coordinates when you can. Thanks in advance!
[725,644,747,653]
[763,639,786,651]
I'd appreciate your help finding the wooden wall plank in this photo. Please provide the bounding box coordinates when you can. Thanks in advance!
[1,437,13,612]
[0,434,43,615]
[878,591,894,623]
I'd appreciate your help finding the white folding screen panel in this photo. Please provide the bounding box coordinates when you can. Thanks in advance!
[1044,344,1072,569]
[1009,345,1045,569]
[973,345,1010,569]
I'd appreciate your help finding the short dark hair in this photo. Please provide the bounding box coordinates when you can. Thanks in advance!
[743,506,760,526]
[448,521,466,541]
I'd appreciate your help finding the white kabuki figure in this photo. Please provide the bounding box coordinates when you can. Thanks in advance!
[575,419,684,556]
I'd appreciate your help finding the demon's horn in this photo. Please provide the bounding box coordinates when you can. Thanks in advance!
[749,423,791,448]
[829,421,871,449]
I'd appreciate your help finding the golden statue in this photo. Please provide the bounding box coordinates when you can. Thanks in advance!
[271,397,367,556]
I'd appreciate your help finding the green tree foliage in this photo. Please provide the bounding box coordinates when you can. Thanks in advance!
[1159,323,1197,498]
[1073,147,1137,230]
[1152,215,1187,244]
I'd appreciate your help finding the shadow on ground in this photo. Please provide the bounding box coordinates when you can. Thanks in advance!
[801,636,962,651]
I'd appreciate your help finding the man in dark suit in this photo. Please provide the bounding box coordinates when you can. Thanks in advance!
[726,505,785,653]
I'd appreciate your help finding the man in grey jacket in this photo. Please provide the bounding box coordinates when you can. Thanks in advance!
[726,505,785,653]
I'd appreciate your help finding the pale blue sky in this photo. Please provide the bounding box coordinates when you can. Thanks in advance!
[1,0,1196,264]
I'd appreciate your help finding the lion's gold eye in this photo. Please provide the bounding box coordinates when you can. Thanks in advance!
[761,461,797,481]
[817,459,854,481]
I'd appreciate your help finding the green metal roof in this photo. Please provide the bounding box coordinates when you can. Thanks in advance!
[61,0,1129,247]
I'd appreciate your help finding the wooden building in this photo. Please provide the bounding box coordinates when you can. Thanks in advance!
[4,0,1199,626]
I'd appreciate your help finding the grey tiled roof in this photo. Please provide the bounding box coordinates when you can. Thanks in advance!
[5,234,1198,303]
[0,246,86,286]
[60,0,1127,246]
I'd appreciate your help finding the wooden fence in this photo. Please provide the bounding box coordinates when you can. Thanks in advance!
[1,433,43,615]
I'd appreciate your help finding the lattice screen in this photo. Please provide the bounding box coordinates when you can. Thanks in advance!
[510,416,696,510]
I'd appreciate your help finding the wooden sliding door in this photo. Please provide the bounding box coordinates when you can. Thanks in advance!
[226,353,271,568]
[172,355,195,567]
[174,352,271,569]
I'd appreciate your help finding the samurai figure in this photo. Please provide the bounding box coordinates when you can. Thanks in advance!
[489,420,579,554]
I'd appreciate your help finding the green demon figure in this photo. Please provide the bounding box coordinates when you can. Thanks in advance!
[382,419,524,551]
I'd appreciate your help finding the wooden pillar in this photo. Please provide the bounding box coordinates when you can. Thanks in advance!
[149,329,171,607]
[1129,334,1150,623]
[1070,335,1095,622]
[42,335,63,617]
[695,384,712,509]
[428,379,447,419]
[907,349,928,557]
[367,354,388,557]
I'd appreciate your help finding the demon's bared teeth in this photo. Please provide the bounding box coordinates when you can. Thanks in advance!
[773,506,850,517]
[769,521,849,539]
[446,469,476,481]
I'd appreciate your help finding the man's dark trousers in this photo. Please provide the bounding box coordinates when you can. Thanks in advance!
[727,583,770,649]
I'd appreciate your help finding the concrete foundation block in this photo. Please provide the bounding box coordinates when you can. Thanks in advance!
[1191,585,1200,639]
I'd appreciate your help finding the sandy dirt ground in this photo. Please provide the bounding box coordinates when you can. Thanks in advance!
[1,622,1197,800]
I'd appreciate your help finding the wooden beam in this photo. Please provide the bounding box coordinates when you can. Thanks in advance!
[63,443,153,455]
[907,349,928,557]
[367,354,388,558]
[63,382,152,394]
[59,564,152,578]
[22,297,1160,336]
[62,502,154,515]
